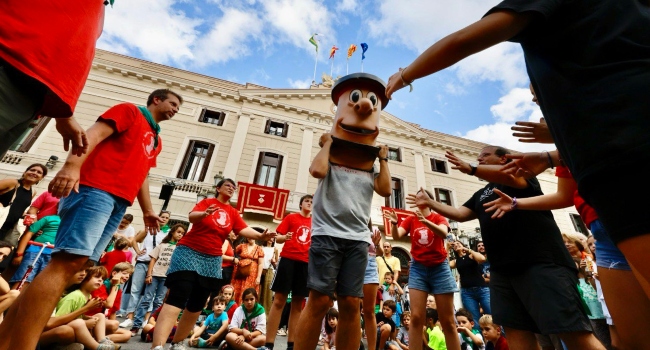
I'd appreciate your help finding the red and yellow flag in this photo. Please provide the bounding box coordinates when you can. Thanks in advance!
[347,44,357,59]
[329,46,339,59]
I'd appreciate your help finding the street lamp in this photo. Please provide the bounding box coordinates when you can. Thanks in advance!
[214,171,224,186]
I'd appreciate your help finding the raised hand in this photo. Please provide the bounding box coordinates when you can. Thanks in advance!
[378,144,389,159]
[260,228,276,241]
[406,187,433,209]
[511,120,554,144]
[371,227,382,246]
[445,151,472,174]
[318,133,333,148]
[383,209,398,223]
[386,67,411,100]
[500,152,549,179]
[204,204,218,216]
[482,189,515,218]
[415,210,427,223]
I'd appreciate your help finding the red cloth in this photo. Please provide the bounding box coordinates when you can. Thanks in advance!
[226,302,239,322]
[555,165,599,227]
[86,283,122,317]
[79,104,161,203]
[381,207,416,238]
[494,335,510,350]
[100,250,131,275]
[276,213,312,263]
[400,213,449,266]
[0,2,104,118]
[31,191,59,220]
[222,241,235,268]
[178,199,247,256]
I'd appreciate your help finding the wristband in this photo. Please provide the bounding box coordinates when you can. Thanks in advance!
[545,151,554,169]
[379,157,388,162]
[469,164,477,176]
[400,69,414,92]
[14,252,23,257]
[511,197,518,210]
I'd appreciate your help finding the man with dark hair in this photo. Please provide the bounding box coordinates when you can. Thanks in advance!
[263,194,313,350]
[408,146,603,349]
[0,89,182,349]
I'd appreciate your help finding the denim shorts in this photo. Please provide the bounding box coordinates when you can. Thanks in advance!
[364,254,379,285]
[408,259,458,295]
[54,185,129,261]
[589,219,631,271]
[9,249,52,283]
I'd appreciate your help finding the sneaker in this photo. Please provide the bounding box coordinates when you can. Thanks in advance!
[152,347,164,350]
[257,347,271,350]
[99,337,116,345]
[217,340,227,350]
[130,327,139,337]
[96,344,121,350]
[170,342,188,350]
[118,318,133,328]
[276,328,287,336]
[116,313,124,318]
[196,338,209,348]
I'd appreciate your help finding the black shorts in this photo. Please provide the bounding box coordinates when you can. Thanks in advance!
[307,235,368,298]
[578,163,650,244]
[271,257,309,297]
[490,263,592,335]
[165,270,220,312]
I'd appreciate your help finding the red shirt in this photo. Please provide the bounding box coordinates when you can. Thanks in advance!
[100,250,131,276]
[222,241,235,268]
[80,104,161,203]
[86,282,122,317]
[31,191,59,220]
[494,335,510,350]
[179,199,247,256]
[555,166,599,227]
[0,1,104,117]
[276,213,312,263]
[400,212,449,266]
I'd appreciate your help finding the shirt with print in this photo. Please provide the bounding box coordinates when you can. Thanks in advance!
[276,213,312,263]
[555,165,598,228]
[400,213,449,266]
[203,311,228,332]
[28,215,60,245]
[30,191,59,220]
[462,178,575,273]
[486,0,650,184]
[55,290,88,318]
[179,198,247,256]
[312,163,377,243]
[80,103,162,204]
[397,327,409,346]
[149,242,178,277]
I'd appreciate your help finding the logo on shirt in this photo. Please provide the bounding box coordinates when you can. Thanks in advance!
[142,131,157,159]
[479,187,494,202]
[414,227,434,247]
[295,225,311,245]
[212,208,231,229]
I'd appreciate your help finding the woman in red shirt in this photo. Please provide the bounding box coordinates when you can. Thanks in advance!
[150,178,274,350]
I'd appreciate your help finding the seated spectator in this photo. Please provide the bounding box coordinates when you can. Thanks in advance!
[376,300,398,350]
[479,315,508,350]
[225,288,266,350]
[100,238,133,275]
[0,241,19,323]
[455,308,485,350]
[85,262,133,342]
[105,214,135,254]
[190,295,230,348]
[40,262,120,350]
[221,284,239,322]
[323,308,338,350]
[425,308,445,350]
[56,266,115,347]
[396,311,410,350]
[10,212,60,290]
[140,303,180,343]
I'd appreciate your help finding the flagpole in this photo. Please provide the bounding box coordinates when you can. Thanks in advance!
[346,59,349,75]
[313,52,318,84]
[361,60,364,73]
[330,59,333,77]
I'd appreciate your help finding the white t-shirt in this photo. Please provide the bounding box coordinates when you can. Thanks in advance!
[228,307,266,335]
[261,247,275,269]
[137,231,165,263]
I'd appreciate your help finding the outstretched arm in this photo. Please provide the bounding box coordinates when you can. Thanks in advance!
[483,177,576,218]
[406,188,477,222]
[446,151,528,189]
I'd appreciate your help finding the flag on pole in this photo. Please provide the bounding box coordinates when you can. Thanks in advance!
[329,46,339,59]
[347,44,357,59]
[309,34,319,52]
[360,43,368,60]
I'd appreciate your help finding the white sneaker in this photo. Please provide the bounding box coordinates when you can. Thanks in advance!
[152,346,164,350]
[170,342,188,350]
[118,318,133,328]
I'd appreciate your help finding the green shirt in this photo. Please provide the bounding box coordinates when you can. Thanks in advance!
[55,290,87,318]
[427,326,447,350]
[29,215,60,244]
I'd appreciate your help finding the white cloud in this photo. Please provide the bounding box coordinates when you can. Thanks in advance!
[490,87,538,123]
[288,78,313,89]
[336,0,358,12]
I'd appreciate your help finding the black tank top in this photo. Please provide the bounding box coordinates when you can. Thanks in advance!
[0,181,33,231]
[455,254,487,288]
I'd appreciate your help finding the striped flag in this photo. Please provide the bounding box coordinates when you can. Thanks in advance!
[329,46,339,59]
[361,43,368,60]
[309,34,319,52]
[347,44,357,59]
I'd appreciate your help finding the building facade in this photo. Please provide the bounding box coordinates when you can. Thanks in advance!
[0,50,588,277]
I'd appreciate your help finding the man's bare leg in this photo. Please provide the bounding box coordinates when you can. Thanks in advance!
[264,292,288,344]
[503,327,541,350]
[0,253,88,350]
[287,296,305,343]
[293,290,330,350]
[336,295,363,350]
[362,284,378,350]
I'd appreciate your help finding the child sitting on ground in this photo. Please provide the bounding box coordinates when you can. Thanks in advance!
[85,262,133,342]
[425,308,446,350]
[225,288,266,350]
[456,308,485,350]
[479,315,508,350]
[376,300,398,350]
[396,311,410,350]
[221,284,239,322]
[190,295,230,348]
[55,266,115,347]
[323,308,339,350]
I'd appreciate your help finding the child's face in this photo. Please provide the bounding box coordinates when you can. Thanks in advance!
[243,293,257,311]
[114,270,130,284]
[222,288,233,302]
[172,228,185,241]
[328,316,338,329]
[402,316,411,328]
[85,274,104,291]
[213,301,226,314]
[118,218,131,229]
[384,275,393,284]
[382,305,394,318]
[481,324,500,342]
[70,269,87,285]
[456,316,474,330]
[426,296,436,309]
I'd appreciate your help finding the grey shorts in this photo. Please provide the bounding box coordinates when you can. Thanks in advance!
[307,235,369,298]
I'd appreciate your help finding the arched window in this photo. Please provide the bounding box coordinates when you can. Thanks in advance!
[254,152,283,188]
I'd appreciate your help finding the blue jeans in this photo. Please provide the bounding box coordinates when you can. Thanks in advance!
[590,219,631,270]
[120,261,149,315]
[460,286,491,330]
[9,248,52,283]
[133,276,167,328]
[55,185,128,261]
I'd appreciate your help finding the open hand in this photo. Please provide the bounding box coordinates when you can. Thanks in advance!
[371,227,382,246]
[386,67,410,100]
[285,232,293,241]
[55,117,89,157]
[406,187,433,209]
[445,151,471,174]
[511,120,554,144]
[482,189,515,218]
[383,209,398,223]
[500,152,549,179]
[143,210,164,235]
[260,228,276,241]
[415,210,427,223]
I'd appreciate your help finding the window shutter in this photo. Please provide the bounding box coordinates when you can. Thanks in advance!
[198,143,215,182]
[274,154,284,187]
[17,116,51,152]
[254,152,265,184]
[177,140,196,179]
[282,122,288,137]
[264,120,271,134]
[199,108,207,122]
[434,188,441,202]
[218,112,225,126]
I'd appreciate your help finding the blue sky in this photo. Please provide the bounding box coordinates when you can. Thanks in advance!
[99,0,552,152]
